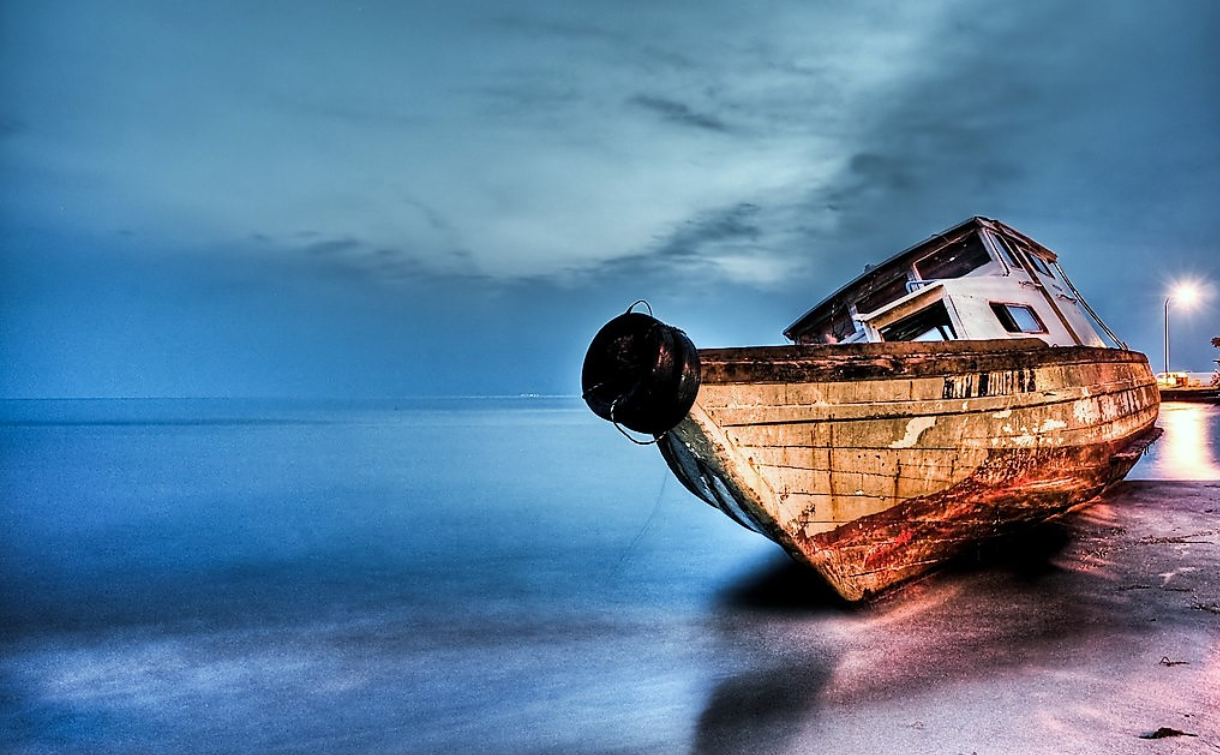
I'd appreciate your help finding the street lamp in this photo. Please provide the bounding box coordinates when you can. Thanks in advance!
[1164,283,1199,375]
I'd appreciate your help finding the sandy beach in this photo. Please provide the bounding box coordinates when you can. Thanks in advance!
[693,479,1219,754]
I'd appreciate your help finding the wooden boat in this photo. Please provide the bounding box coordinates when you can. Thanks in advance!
[582,217,1161,601]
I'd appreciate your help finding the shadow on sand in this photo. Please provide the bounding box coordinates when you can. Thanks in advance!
[691,519,1108,754]
[692,557,844,755]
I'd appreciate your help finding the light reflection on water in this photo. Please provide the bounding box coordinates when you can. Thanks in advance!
[1130,401,1220,480]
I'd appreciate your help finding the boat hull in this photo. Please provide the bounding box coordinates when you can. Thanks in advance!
[657,339,1161,600]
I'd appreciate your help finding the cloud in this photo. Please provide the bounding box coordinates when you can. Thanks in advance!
[0,1,903,284]
[3,0,1220,397]
[304,238,361,256]
[628,95,732,133]
[658,203,762,256]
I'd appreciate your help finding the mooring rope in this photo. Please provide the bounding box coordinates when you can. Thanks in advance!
[610,397,664,446]
[626,299,653,317]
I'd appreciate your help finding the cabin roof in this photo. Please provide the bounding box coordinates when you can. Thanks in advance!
[782,216,1057,340]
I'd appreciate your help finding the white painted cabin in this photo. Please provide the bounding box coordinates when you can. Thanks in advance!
[784,216,1113,349]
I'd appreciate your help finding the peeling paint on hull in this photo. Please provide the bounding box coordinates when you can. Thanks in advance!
[658,339,1161,601]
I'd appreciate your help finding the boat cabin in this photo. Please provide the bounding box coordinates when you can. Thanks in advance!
[784,217,1110,348]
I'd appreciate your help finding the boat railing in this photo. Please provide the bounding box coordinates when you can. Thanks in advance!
[1051,260,1128,350]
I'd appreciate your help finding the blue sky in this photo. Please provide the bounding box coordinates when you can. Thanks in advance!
[2,0,1218,398]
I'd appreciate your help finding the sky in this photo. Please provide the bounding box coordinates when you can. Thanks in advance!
[2,0,1218,398]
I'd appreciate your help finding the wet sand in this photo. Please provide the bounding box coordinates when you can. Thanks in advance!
[699,480,1219,754]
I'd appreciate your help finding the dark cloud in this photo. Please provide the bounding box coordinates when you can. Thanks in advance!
[287,236,436,285]
[788,0,1220,364]
[488,12,698,73]
[401,196,455,234]
[656,203,762,256]
[628,94,731,133]
[816,1,1220,230]
[305,238,361,256]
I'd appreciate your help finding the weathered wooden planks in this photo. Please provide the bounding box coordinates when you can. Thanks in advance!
[659,340,1161,601]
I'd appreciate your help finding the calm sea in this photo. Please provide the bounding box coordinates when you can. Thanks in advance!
[1,398,781,754]
[2,398,1217,754]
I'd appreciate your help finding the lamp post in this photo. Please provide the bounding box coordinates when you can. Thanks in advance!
[1164,284,1199,375]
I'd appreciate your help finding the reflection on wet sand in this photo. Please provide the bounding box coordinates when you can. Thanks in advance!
[694,523,1124,754]
[695,404,1220,753]
[1146,402,1220,480]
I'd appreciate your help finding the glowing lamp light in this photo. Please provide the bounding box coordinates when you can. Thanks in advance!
[1163,282,1202,375]
[1174,283,1199,306]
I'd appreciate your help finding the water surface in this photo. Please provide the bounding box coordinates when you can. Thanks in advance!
[1130,400,1220,480]
[2,398,780,754]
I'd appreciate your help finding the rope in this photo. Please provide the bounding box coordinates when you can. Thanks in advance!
[626,300,653,317]
[616,471,668,569]
[610,397,663,445]
[579,379,608,400]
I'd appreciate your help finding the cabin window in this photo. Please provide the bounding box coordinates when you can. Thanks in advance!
[830,309,856,341]
[854,274,910,315]
[914,234,991,280]
[799,308,856,343]
[879,301,957,342]
[796,314,830,343]
[990,302,1047,334]
[994,234,1054,277]
[994,235,1025,270]
[1027,253,1054,277]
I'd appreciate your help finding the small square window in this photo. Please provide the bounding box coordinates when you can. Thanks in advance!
[990,303,1047,334]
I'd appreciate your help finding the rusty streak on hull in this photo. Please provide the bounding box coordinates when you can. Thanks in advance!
[658,339,1161,601]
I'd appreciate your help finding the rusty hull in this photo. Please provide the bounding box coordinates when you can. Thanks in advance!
[658,339,1161,601]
